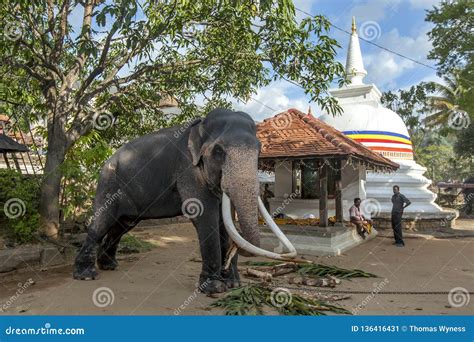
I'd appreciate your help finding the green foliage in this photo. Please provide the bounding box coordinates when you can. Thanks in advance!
[424,73,470,128]
[381,83,473,183]
[455,122,474,159]
[245,261,377,279]
[1,0,346,232]
[210,283,352,315]
[426,0,473,77]
[426,1,473,134]
[60,131,114,221]
[297,263,377,279]
[0,169,40,243]
[381,83,433,149]
[417,139,472,182]
[118,234,155,254]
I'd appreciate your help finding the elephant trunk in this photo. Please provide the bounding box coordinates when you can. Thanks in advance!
[221,147,260,248]
[220,146,297,260]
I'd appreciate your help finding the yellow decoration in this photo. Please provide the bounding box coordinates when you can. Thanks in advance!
[258,216,337,227]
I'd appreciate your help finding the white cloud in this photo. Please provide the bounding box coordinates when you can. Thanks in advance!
[230,81,312,122]
[407,0,441,9]
[293,0,315,22]
[362,27,433,88]
[351,0,402,22]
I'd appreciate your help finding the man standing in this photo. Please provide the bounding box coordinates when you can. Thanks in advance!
[349,198,372,239]
[391,185,411,247]
[262,183,274,212]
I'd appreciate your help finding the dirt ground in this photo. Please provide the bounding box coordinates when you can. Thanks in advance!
[0,221,473,316]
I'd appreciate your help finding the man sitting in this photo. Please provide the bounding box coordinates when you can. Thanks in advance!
[349,198,372,239]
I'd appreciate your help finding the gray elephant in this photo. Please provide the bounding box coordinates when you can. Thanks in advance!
[73,108,295,294]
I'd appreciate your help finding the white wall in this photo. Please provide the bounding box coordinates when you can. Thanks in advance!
[267,160,367,221]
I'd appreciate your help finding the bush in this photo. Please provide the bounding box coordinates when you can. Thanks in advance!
[0,169,41,244]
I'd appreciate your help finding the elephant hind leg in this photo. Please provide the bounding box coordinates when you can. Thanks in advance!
[73,214,117,280]
[97,219,136,270]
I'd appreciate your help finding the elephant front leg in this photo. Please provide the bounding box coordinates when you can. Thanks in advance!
[220,212,240,288]
[191,200,227,294]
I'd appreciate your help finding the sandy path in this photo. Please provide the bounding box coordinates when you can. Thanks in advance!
[0,222,473,315]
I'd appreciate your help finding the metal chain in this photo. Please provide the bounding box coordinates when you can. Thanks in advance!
[283,285,474,295]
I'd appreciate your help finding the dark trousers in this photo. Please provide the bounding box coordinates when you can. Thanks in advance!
[391,211,404,244]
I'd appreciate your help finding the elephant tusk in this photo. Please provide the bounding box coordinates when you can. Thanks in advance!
[257,196,297,257]
[222,193,297,260]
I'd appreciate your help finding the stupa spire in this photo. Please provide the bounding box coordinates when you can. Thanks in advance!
[345,16,367,86]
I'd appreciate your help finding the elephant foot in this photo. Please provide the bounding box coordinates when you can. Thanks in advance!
[73,262,99,280]
[224,279,241,289]
[97,256,118,271]
[221,270,241,289]
[199,277,227,294]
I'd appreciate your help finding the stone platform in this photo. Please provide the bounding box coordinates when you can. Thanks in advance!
[372,210,458,231]
[260,224,377,256]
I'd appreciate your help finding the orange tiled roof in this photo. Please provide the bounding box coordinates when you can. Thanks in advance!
[0,114,10,122]
[257,108,398,171]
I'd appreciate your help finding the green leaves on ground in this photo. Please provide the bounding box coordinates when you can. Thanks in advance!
[297,263,377,279]
[245,261,377,279]
[210,283,352,315]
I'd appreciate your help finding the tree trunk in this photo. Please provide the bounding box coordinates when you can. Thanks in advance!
[38,120,68,239]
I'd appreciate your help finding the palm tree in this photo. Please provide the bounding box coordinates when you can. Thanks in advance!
[424,72,466,127]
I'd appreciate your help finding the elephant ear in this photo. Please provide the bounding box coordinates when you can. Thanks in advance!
[188,118,205,166]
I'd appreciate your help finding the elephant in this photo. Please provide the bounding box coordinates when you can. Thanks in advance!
[73,108,295,294]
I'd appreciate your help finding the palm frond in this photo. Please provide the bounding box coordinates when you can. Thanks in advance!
[210,283,352,316]
[245,261,377,279]
[298,263,377,279]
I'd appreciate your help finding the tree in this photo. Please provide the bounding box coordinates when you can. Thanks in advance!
[426,0,473,82]
[1,0,344,238]
[426,0,473,174]
[455,122,474,159]
[423,72,470,127]
[381,83,433,151]
[382,84,472,182]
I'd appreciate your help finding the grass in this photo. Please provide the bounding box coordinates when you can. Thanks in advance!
[118,234,154,254]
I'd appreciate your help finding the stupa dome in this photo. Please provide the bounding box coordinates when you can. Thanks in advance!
[319,17,413,161]
[320,104,413,160]
[318,17,450,223]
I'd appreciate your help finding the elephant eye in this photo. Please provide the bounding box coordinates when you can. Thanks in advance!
[212,144,226,160]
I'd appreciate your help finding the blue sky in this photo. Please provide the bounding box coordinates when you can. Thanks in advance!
[67,0,444,121]
[235,0,444,120]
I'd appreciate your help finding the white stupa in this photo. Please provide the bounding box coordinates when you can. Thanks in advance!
[319,17,452,229]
